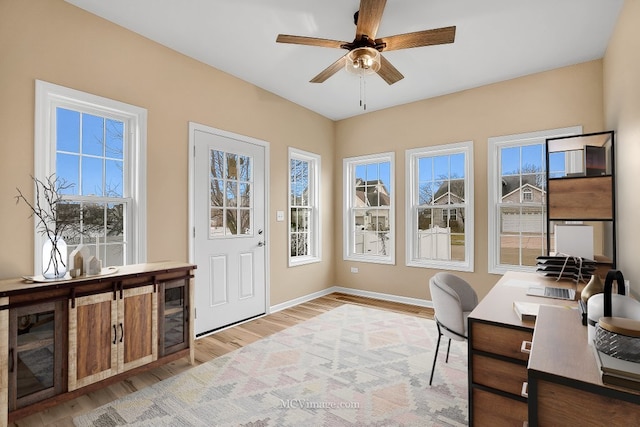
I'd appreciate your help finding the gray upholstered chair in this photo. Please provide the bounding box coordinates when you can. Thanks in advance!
[429,272,478,385]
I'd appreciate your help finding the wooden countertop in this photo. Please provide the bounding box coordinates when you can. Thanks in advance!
[469,271,579,330]
[529,304,640,396]
[0,261,196,296]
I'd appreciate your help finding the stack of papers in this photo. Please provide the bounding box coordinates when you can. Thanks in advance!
[536,255,597,280]
[513,301,540,322]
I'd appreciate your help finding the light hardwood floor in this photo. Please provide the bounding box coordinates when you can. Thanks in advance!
[10,293,433,426]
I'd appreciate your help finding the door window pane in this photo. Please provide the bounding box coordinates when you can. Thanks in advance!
[209,149,253,237]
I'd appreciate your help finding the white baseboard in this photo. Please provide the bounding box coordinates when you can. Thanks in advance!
[196,286,433,340]
[270,285,432,314]
[268,288,337,313]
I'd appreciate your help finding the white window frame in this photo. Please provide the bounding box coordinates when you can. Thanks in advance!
[405,141,474,272]
[343,152,395,265]
[34,80,147,271]
[288,147,321,267]
[487,126,582,274]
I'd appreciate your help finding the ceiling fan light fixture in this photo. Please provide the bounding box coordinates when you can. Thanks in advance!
[345,47,380,76]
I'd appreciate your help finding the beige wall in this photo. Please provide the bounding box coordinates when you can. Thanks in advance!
[604,0,640,296]
[2,0,629,306]
[0,0,335,305]
[335,61,605,300]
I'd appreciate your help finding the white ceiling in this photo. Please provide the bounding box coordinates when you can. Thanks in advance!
[65,0,623,121]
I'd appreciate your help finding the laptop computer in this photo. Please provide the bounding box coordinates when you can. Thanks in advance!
[526,286,576,301]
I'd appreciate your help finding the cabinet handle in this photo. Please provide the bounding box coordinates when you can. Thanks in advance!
[119,323,124,343]
[9,348,14,373]
[113,324,117,345]
[521,381,529,398]
[520,340,532,354]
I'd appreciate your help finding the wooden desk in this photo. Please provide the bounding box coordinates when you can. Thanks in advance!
[468,271,577,426]
[528,306,640,426]
[468,271,640,426]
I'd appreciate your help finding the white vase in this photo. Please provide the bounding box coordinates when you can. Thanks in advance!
[42,237,68,279]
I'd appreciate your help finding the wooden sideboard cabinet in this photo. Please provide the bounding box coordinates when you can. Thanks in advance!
[468,271,578,426]
[0,261,196,426]
[68,283,157,391]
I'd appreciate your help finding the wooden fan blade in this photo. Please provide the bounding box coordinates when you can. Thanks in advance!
[276,34,347,49]
[379,26,456,51]
[356,0,387,41]
[377,55,404,85]
[310,55,348,83]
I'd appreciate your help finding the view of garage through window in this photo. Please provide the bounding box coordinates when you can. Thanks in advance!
[498,143,547,266]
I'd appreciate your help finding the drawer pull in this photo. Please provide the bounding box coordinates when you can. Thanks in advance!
[520,340,532,354]
[521,381,529,398]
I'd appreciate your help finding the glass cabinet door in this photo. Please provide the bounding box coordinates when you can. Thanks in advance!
[8,301,66,410]
[159,279,189,356]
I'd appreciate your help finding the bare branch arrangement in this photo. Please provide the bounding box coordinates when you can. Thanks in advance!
[15,175,74,277]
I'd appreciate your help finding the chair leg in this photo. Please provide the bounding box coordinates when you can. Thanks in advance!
[429,323,442,386]
[445,338,452,363]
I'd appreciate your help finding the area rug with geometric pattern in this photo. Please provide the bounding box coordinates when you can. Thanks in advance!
[73,304,468,427]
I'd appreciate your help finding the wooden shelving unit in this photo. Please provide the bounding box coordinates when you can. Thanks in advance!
[545,130,616,273]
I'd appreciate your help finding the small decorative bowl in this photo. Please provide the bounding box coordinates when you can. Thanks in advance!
[594,317,640,363]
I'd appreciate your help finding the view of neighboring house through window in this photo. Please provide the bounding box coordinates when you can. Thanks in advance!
[487,126,582,273]
[35,81,147,270]
[288,148,321,266]
[406,141,474,272]
[343,152,394,264]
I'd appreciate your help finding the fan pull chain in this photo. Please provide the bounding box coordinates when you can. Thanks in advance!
[359,72,367,111]
[363,74,367,111]
[359,74,363,108]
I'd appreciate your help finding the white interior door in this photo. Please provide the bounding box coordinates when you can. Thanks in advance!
[190,124,267,336]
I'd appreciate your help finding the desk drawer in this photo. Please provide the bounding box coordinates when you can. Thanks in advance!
[471,321,532,361]
[472,353,527,396]
[472,388,527,427]
[534,379,640,427]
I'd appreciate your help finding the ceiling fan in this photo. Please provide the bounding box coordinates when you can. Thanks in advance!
[276,0,456,85]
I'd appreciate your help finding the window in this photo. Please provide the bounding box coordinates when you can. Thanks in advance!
[288,148,321,266]
[209,150,252,237]
[343,152,394,264]
[35,80,147,270]
[406,141,474,271]
[487,126,581,274]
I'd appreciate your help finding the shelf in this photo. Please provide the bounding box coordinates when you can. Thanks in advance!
[548,176,613,220]
[163,307,183,316]
[545,131,616,269]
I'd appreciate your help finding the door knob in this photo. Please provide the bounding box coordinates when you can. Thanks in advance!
[258,241,265,247]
